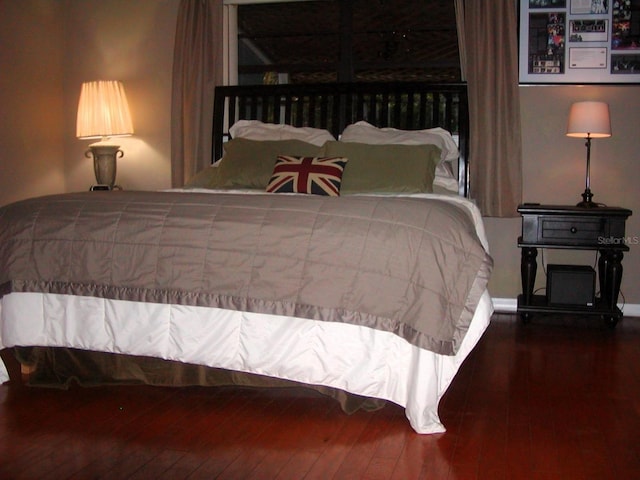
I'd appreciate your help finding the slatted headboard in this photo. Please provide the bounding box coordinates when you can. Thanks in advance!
[212,82,469,197]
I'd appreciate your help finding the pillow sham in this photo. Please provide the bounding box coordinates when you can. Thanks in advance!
[266,156,348,196]
[340,121,459,162]
[212,138,326,189]
[183,165,221,188]
[340,121,460,192]
[323,141,439,194]
[229,120,336,146]
[433,162,460,193]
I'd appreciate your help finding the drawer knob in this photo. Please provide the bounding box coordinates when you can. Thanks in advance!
[570,227,577,234]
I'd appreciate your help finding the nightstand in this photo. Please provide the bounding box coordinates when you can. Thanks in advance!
[517,204,632,326]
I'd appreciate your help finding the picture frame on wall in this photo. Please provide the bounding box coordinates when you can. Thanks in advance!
[570,0,608,15]
[519,0,640,84]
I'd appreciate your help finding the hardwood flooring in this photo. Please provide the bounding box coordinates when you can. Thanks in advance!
[1,313,639,479]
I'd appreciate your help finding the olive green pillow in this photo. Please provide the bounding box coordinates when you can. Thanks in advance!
[324,141,440,194]
[213,138,326,189]
[184,165,220,188]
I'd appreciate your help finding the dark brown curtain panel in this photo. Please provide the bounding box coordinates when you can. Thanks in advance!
[171,0,223,188]
[460,0,523,217]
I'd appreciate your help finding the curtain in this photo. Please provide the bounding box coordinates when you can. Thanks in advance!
[171,0,224,188]
[459,0,523,217]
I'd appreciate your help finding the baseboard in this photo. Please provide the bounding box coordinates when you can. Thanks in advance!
[491,298,518,313]
[491,297,640,318]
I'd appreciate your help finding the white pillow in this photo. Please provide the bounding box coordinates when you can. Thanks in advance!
[340,121,459,163]
[229,120,336,146]
[433,162,460,192]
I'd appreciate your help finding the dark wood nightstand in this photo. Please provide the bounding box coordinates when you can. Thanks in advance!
[517,203,632,326]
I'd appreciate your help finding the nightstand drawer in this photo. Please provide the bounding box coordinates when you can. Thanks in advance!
[540,217,605,243]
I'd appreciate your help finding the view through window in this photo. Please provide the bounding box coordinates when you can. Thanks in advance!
[237,0,461,85]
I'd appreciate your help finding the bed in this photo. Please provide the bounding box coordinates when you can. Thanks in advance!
[0,81,493,434]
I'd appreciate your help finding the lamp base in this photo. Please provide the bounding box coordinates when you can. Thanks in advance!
[576,189,600,208]
[90,185,112,191]
[84,144,123,189]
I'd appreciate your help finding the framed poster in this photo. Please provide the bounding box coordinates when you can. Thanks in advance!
[519,0,640,83]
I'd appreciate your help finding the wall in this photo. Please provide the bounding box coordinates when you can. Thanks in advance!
[0,0,66,206]
[0,0,177,206]
[61,0,178,193]
[2,1,639,306]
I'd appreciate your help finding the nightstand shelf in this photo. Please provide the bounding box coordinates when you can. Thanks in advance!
[517,203,632,327]
[517,294,622,316]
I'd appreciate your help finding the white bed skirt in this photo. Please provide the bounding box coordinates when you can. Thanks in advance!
[0,289,492,434]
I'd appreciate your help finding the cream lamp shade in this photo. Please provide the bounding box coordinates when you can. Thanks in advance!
[76,80,133,189]
[566,101,611,139]
[565,101,611,207]
[76,80,134,139]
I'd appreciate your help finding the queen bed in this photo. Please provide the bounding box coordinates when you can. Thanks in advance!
[0,81,493,434]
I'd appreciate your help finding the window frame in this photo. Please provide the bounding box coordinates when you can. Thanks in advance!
[223,0,318,85]
[224,0,461,85]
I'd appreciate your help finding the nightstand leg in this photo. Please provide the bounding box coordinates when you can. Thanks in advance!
[521,247,537,306]
[598,249,624,312]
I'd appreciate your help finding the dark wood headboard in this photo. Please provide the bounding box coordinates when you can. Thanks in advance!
[212,82,469,197]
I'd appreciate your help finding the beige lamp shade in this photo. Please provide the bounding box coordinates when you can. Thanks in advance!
[76,80,134,139]
[566,101,611,139]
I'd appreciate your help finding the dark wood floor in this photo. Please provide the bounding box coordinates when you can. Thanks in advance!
[1,313,639,479]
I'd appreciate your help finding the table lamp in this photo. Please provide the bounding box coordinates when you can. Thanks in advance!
[566,101,611,208]
[76,80,134,189]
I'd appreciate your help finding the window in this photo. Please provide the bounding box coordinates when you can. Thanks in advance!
[232,0,461,85]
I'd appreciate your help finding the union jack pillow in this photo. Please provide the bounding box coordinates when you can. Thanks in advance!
[266,155,348,196]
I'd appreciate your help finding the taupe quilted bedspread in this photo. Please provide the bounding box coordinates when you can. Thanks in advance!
[0,191,492,355]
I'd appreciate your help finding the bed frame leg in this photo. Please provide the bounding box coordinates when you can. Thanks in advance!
[0,348,32,384]
[20,364,35,382]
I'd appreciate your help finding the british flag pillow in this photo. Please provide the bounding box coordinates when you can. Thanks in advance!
[266,155,348,196]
